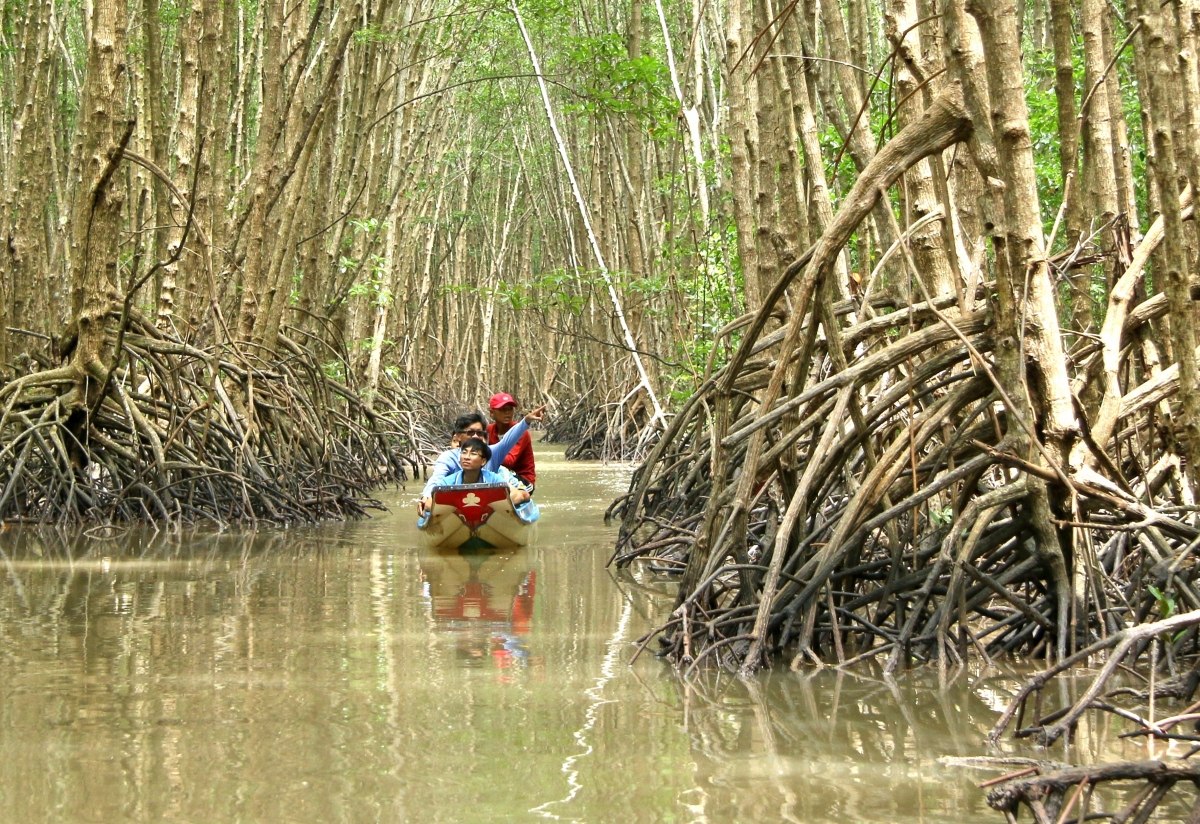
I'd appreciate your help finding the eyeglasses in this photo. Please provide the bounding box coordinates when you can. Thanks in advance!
[458,427,484,436]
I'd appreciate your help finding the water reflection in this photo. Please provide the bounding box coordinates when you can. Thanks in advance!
[418,545,536,672]
[655,669,1002,822]
[0,449,1177,823]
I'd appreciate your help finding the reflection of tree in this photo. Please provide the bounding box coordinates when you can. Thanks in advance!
[0,522,430,821]
[647,669,1048,823]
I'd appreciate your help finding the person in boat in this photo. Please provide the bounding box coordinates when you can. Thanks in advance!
[441,438,532,506]
[418,406,545,514]
[487,393,536,495]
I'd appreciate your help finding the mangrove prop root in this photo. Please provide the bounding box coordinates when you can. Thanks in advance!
[610,160,1199,676]
[0,308,442,525]
[543,385,662,461]
[989,610,1200,746]
[982,631,1200,821]
[613,286,1197,674]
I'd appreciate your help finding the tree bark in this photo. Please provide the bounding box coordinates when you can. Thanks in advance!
[1141,1,1200,489]
[69,0,131,387]
[723,0,761,308]
[966,0,1079,659]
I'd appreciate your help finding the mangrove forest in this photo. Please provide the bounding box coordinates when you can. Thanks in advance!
[5,0,1200,817]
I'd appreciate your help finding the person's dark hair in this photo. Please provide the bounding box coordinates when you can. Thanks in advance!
[459,437,492,461]
[453,412,486,435]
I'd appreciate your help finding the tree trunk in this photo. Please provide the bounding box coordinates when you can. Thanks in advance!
[69,0,131,388]
[1078,0,1118,335]
[723,0,761,308]
[1141,1,1200,489]
[967,0,1079,660]
[237,0,284,341]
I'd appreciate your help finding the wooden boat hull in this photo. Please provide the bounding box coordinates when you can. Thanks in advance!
[417,483,538,550]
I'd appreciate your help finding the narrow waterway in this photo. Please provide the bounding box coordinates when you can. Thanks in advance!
[0,445,1168,822]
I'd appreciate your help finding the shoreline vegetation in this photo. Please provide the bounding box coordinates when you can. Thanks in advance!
[5,0,1200,814]
[0,307,443,523]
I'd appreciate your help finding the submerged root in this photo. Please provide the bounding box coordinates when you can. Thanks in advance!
[0,306,438,525]
[985,759,1200,823]
[983,611,1200,821]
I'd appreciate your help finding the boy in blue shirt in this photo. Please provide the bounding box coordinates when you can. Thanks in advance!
[441,438,531,505]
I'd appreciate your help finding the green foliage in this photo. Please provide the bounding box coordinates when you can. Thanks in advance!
[357,335,394,353]
[930,505,954,527]
[561,33,675,128]
[819,124,857,199]
[354,23,398,45]
[662,221,742,401]
[1147,584,1190,642]
[1023,26,1149,243]
[1023,45,1072,237]
[527,269,589,313]
[348,254,392,307]
[1118,45,1150,234]
[1148,585,1177,620]
[321,360,346,382]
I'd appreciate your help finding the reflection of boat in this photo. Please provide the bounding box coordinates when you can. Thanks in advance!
[419,545,536,630]
[418,545,538,671]
[417,483,538,550]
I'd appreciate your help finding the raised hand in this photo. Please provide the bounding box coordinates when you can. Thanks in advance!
[524,404,547,425]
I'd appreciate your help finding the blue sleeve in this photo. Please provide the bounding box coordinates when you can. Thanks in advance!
[487,419,528,471]
[422,450,460,497]
[497,466,524,492]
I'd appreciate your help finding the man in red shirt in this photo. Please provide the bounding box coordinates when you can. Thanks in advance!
[487,393,536,494]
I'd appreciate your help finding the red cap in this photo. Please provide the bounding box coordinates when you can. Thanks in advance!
[489,392,517,410]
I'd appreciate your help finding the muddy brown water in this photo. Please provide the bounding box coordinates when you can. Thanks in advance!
[0,445,1180,822]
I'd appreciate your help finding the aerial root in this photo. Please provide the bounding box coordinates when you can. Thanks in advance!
[544,383,662,461]
[610,279,1197,674]
[0,307,441,525]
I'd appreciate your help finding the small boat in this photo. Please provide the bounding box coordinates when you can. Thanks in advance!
[417,482,539,550]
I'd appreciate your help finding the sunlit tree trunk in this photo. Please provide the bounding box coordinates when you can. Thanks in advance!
[237,0,283,341]
[180,0,220,334]
[967,0,1079,659]
[723,0,761,308]
[1048,0,1083,270]
[159,0,200,330]
[887,0,955,296]
[1078,0,1118,336]
[3,0,53,339]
